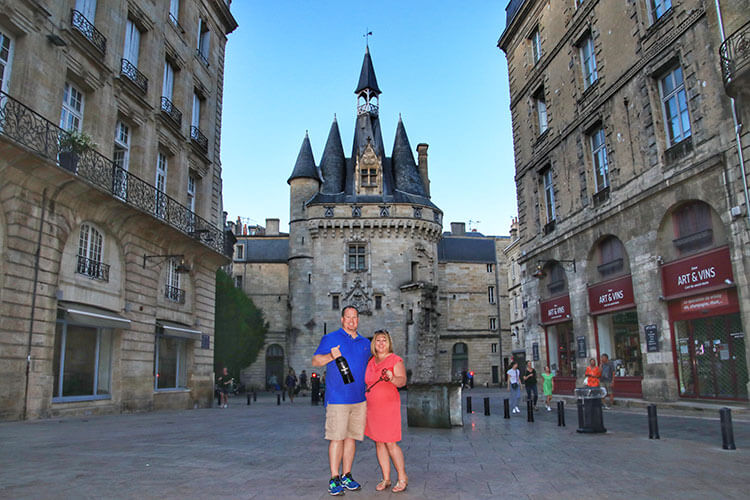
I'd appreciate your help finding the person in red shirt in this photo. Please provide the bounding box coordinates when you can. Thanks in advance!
[585,358,601,387]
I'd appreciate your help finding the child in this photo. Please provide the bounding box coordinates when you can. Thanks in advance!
[542,366,554,411]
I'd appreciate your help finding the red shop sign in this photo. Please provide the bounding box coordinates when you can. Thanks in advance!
[587,275,635,315]
[539,295,571,325]
[680,291,730,313]
[661,246,734,300]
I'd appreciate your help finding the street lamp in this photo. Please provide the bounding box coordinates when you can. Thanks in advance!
[142,254,191,273]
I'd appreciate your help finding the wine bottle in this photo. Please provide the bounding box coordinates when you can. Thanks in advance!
[335,356,354,384]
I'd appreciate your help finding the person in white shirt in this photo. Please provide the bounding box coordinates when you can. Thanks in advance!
[506,361,522,414]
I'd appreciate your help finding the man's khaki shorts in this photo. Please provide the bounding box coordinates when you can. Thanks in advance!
[601,381,613,394]
[325,402,366,441]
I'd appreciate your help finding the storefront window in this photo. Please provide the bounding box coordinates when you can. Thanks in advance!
[596,310,643,377]
[155,336,188,390]
[547,323,576,377]
[674,313,747,399]
[53,322,113,400]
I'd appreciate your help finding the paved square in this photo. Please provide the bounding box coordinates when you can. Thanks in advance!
[1,390,748,499]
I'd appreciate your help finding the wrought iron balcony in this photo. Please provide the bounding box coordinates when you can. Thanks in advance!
[165,285,186,304]
[168,13,185,33]
[76,255,110,281]
[720,21,750,97]
[70,9,106,54]
[0,90,228,256]
[196,48,209,67]
[160,96,182,128]
[120,58,148,95]
[190,125,208,154]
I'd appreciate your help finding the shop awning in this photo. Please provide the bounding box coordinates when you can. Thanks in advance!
[58,301,131,329]
[156,320,202,341]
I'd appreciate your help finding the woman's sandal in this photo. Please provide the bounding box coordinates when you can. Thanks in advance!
[375,479,392,491]
[392,478,408,493]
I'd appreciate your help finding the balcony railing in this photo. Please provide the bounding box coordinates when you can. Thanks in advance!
[160,96,182,128]
[165,285,186,304]
[168,13,185,33]
[196,48,209,67]
[0,90,227,256]
[120,58,148,95]
[76,255,110,281]
[720,21,750,96]
[70,9,106,54]
[190,125,208,154]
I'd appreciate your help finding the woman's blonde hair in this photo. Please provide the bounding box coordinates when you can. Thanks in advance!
[370,330,394,356]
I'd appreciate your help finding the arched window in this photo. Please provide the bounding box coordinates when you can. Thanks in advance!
[597,236,625,277]
[673,201,713,253]
[547,263,566,295]
[77,224,107,281]
[452,342,468,381]
[265,344,284,390]
[165,258,184,303]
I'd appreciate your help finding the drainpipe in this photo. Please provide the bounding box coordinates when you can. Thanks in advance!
[23,188,48,420]
[715,0,749,221]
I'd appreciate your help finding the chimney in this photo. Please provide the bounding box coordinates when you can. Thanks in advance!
[509,217,518,239]
[235,216,242,235]
[450,222,466,236]
[266,218,280,236]
[416,143,430,197]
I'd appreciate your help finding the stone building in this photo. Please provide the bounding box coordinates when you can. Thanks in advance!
[502,217,529,367]
[0,0,237,420]
[231,48,511,389]
[498,0,750,402]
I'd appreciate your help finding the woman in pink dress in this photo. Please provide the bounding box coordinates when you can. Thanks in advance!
[365,330,408,493]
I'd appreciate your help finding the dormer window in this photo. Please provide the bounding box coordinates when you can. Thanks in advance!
[361,168,377,186]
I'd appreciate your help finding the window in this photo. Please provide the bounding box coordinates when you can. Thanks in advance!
[530,28,541,63]
[187,174,196,212]
[348,244,366,271]
[155,334,188,389]
[650,0,672,21]
[579,35,598,88]
[0,28,14,94]
[598,236,625,276]
[375,295,382,310]
[547,263,566,295]
[162,61,175,101]
[197,18,210,65]
[487,263,494,273]
[113,121,130,172]
[165,257,183,303]
[590,127,609,191]
[491,342,498,353]
[235,244,244,260]
[488,286,496,304]
[361,168,377,186]
[123,19,141,67]
[169,0,180,25]
[75,0,97,21]
[155,153,168,218]
[513,294,519,314]
[534,90,548,135]
[490,318,497,331]
[191,92,202,130]
[411,261,418,282]
[234,275,242,288]
[60,82,84,131]
[53,320,112,401]
[332,294,340,310]
[76,224,108,281]
[542,168,556,223]
[659,66,691,146]
[673,201,713,252]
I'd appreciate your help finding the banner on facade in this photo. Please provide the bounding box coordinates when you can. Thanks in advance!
[539,295,571,325]
[587,275,635,315]
[661,246,734,300]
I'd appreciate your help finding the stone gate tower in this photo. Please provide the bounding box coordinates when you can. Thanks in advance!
[285,47,444,377]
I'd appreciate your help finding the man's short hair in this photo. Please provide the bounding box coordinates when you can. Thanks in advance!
[601,353,609,359]
[341,305,359,318]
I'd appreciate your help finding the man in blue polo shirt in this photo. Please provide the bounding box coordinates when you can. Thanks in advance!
[312,306,371,496]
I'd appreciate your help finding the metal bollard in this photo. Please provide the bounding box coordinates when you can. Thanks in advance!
[720,408,737,450]
[647,404,660,439]
[282,391,286,402]
[253,391,257,402]
[503,398,510,419]
[527,399,535,422]
[466,396,472,414]
[216,391,221,407]
[247,393,251,406]
[557,401,566,427]
[484,397,490,416]
[277,394,281,406]
[577,399,584,430]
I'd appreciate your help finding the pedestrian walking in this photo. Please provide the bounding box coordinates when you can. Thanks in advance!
[600,354,615,408]
[299,369,308,390]
[365,330,408,493]
[311,306,370,496]
[507,361,521,414]
[216,367,231,408]
[542,366,554,411]
[585,358,601,387]
[523,361,539,411]
[286,368,297,403]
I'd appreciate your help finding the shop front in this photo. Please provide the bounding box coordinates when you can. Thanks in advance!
[540,294,577,394]
[662,246,748,400]
[588,275,643,398]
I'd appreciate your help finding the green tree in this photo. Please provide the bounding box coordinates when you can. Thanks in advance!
[214,269,267,381]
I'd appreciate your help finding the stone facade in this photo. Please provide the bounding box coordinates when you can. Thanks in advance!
[499,0,750,401]
[0,0,237,420]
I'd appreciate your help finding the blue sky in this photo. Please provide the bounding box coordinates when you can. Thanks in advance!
[221,1,516,237]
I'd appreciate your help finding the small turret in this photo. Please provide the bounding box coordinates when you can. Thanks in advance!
[355,46,381,116]
[391,116,427,197]
[287,132,320,184]
[320,116,346,194]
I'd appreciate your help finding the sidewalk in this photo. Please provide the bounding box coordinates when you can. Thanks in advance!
[0,391,748,500]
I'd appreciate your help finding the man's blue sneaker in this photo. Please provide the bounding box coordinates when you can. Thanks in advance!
[341,473,362,491]
[328,476,345,496]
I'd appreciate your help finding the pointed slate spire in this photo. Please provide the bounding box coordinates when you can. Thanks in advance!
[391,116,426,196]
[287,132,320,184]
[355,45,381,95]
[320,115,346,194]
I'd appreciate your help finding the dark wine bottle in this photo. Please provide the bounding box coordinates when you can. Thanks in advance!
[335,356,354,384]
